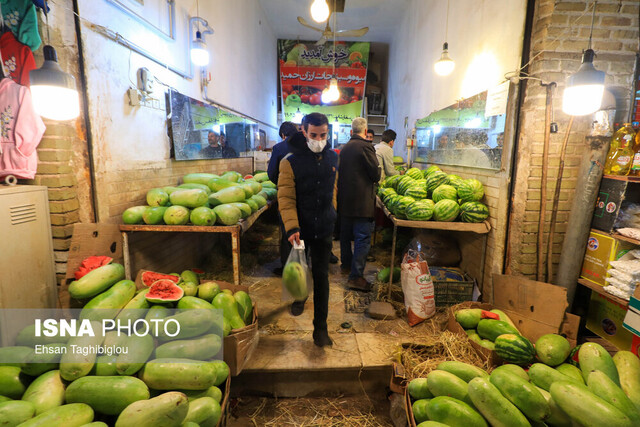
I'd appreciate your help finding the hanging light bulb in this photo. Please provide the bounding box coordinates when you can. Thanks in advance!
[562,4,605,116]
[191,31,210,66]
[30,45,80,121]
[310,0,330,23]
[434,42,455,76]
[293,108,304,124]
[327,78,340,101]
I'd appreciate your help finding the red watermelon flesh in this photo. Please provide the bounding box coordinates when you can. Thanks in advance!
[140,270,181,287]
[145,279,184,303]
[74,256,113,280]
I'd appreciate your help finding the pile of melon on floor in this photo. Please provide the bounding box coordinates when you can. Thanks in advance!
[122,171,277,227]
[379,166,490,223]
[0,258,253,426]
[406,307,640,427]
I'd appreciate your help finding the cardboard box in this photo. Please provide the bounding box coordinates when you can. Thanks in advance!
[592,177,640,233]
[623,286,640,356]
[448,275,580,365]
[389,362,407,394]
[217,374,231,427]
[581,230,635,286]
[587,291,633,351]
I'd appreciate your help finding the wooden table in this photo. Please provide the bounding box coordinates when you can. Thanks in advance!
[376,196,491,294]
[120,201,274,286]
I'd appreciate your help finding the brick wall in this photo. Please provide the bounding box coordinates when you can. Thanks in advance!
[508,0,639,280]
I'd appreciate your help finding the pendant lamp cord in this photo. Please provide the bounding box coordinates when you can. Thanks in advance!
[588,1,597,50]
[196,0,200,32]
[445,0,450,41]
[44,0,50,44]
[332,0,336,79]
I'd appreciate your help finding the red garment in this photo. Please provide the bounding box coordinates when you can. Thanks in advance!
[0,31,35,86]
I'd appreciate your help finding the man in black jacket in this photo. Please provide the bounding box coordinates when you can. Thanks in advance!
[278,113,338,347]
[338,117,380,291]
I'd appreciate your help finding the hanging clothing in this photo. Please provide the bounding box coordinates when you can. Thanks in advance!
[0,31,35,85]
[0,78,46,180]
[0,0,41,51]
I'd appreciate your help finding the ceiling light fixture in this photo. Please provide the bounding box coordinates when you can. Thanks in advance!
[562,1,605,116]
[190,1,213,67]
[434,0,455,76]
[29,8,80,121]
[322,3,340,104]
[310,0,330,23]
[293,108,304,124]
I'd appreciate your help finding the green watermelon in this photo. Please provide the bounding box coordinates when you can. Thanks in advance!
[406,167,423,180]
[146,188,169,207]
[393,156,404,164]
[426,171,448,193]
[283,262,307,300]
[433,199,460,222]
[379,188,396,199]
[122,206,147,224]
[405,185,427,200]
[395,196,416,218]
[422,165,441,178]
[377,267,401,283]
[190,207,216,226]
[406,199,435,221]
[458,179,485,203]
[386,175,403,189]
[213,204,242,225]
[535,334,571,366]
[447,174,464,189]
[432,185,458,203]
[397,176,416,195]
[460,202,489,223]
[495,334,536,365]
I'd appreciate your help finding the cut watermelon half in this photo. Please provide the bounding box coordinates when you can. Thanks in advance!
[145,279,184,303]
[75,256,113,280]
[140,270,182,287]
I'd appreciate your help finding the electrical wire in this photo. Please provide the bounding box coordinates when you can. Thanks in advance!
[445,0,450,41]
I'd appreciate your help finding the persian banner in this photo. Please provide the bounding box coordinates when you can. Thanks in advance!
[278,40,369,124]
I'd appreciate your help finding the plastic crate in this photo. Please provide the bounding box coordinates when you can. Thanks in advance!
[433,273,475,306]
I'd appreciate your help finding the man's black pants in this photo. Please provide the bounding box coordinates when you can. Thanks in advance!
[306,236,332,332]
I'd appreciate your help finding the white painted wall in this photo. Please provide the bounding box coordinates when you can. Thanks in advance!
[387,0,527,155]
[75,1,278,220]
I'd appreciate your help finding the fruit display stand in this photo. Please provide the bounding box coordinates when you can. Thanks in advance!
[375,196,491,294]
[120,200,275,286]
[448,275,580,365]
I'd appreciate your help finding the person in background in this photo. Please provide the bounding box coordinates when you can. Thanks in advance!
[267,121,299,276]
[375,129,399,183]
[200,131,223,158]
[278,112,338,347]
[366,128,375,142]
[338,117,380,291]
[220,133,238,158]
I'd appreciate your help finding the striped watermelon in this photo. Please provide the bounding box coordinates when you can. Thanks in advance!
[422,165,441,178]
[397,176,416,195]
[433,199,460,222]
[406,199,435,221]
[386,195,403,212]
[460,201,489,223]
[378,187,396,199]
[494,334,535,365]
[395,196,416,218]
[406,167,423,180]
[385,175,403,190]
[426,171,449,193]
[447,174,464,189]
[432,184,458,203]
[405,184,427,200]
[458,179,485,203]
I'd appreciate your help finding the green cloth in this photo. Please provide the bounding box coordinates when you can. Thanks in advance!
[1,0,41,51]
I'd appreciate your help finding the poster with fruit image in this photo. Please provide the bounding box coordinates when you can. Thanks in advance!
[278,39,369,125]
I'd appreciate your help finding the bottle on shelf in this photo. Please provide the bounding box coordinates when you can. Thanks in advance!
[604,123,635,176]
[631,128,640,176]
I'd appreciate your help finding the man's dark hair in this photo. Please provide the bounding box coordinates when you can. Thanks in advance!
[367,129,375,137]
[279,121,298,139]
[302,112,329,130]
[381,129,397,143]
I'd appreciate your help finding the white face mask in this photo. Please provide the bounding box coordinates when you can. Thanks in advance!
[307,138,327,153]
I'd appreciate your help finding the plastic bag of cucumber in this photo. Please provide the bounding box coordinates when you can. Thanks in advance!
[405,311,640,426]
[0,267,251,426]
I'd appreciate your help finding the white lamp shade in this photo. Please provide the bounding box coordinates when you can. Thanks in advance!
[562,84,605,116]
[191,36,209,66]
[434,44,455,76]
[310,0,330,23]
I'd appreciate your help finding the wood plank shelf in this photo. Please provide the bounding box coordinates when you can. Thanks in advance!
[603,175,640,183]
[577,278,629,307]
[590,228,640,247]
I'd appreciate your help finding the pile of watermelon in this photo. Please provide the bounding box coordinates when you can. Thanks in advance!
[122,170,277,227]
[407,334,640,426]
[0,262,255,426]
[378,165,489,223]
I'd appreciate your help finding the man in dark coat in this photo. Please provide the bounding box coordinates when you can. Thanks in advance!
[278,112,338,347]
[338,117,380,291]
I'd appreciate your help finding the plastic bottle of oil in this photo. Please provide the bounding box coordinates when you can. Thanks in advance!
[604,123,635,175]
[630,129,640,176]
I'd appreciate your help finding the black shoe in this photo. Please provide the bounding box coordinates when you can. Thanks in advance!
[273,267,283,276]
[313,329,333,347]
[290,300,305,316]
[340,264,350,274]
[329,253,339,264]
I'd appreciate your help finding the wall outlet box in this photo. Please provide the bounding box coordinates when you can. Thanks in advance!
[127,88,141,106]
